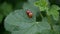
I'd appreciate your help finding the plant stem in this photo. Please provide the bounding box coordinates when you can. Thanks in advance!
[46,15,53,30]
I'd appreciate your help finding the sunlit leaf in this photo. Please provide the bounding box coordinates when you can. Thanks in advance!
[47,5,60,20]
[34,0,49,11]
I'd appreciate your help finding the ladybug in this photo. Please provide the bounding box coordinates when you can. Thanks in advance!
[26,10,33,18]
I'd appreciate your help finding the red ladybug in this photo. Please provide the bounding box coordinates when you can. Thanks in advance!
[26,10,33,18]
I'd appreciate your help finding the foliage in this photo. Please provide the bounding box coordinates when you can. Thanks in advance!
[35,0,60,20]
[0,0,60,34]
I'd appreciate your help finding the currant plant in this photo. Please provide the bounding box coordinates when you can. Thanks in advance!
[4,0,60,34]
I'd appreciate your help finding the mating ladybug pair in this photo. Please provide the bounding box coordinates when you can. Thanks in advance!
[26,10,33,18]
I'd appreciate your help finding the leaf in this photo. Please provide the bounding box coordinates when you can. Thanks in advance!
[34,0,49,11]
[47,5,60,20]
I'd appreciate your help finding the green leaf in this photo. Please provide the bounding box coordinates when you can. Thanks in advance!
[34,0,49,11]
[47,5,60,20]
